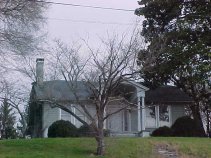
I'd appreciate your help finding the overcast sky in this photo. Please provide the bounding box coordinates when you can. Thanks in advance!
[8,1,143,88]
[0,1,144,110]
[46,0,143,47]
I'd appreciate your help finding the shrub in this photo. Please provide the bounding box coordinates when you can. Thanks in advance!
[171,116,206,137]
[78,125,95,137]
[48,120,78,138]
[77,125,110,137]
[103,129,110,137]
[151,126,172,137]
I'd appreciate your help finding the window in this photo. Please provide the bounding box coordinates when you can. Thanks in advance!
[146,106,156,128]
[60,105,86,128]
[74,108,86,128]
[61,106,73,122]
[159,105,170,127]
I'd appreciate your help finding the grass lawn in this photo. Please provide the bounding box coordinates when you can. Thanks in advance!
[0,137,210,158]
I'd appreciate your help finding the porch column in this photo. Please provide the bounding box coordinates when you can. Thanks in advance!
[141,97,146,131]
[137,96,141,131]
[43,128,48,138]
[128,110,131,132]
[155,106,159,128]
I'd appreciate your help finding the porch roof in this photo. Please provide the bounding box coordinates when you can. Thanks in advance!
[145,86,193,105]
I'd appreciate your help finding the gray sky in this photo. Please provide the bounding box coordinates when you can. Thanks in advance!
[4,0,144,91]
[0,1,144,117]
[46,0,143,46]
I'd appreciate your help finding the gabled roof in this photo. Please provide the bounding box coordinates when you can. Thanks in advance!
[145,85,193,104]
[124,80,149,91]
[31,80,148,102]
[32,80,91,101]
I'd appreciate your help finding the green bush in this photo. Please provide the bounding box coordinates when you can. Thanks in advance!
[78,125,95,137]
[151,126,172,137]
[171,116,206,137]
[48,120,78,138]
[103,129,110,137]
[77,125,110,137]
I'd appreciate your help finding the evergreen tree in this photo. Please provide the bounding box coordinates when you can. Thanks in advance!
[0,98,16,139]
[135,0,211,135]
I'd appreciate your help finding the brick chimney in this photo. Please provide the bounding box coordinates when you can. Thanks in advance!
[36,58,44,86]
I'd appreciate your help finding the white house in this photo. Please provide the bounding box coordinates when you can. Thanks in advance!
[28,59,193,138]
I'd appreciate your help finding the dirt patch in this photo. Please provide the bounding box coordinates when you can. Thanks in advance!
[154,143,179,158]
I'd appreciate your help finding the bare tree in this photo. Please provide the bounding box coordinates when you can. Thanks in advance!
[0,1,48,117]
[45,33,141,155]
[0,0,47,92]
[0,0,47,55]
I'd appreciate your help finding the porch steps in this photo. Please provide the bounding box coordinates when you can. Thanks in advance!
[110,132,137,137]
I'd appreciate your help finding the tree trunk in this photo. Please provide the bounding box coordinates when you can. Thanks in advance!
[206,109,210,137]
[95,118,105,156]
[190,103,206,136]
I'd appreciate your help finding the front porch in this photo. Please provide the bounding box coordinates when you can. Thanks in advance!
[105,85,192,137]
[105,81,151,137]
[106,104,173,137]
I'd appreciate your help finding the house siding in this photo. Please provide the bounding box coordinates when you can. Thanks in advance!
[41,104,185,137]
[72,105,96,128]
[145,105,185,134]
[42,103,60,137]
[131,110,138,131]
[42,104,97,137]
[171,105,185,125]
[107,108,124,133]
